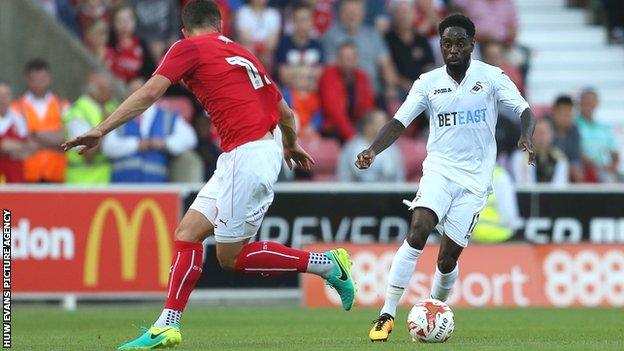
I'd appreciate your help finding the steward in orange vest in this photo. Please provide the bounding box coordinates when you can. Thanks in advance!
[13,59,68,182]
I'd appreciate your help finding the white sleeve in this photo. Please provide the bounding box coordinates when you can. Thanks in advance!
[494,170,521,230]
[494,70,530,118]
[165,117,198,156]
[393,77,428,127]
[101,129,140,159]
[552,158,569,185]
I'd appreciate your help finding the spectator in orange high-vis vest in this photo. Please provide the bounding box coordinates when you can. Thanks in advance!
[12,59,68,182]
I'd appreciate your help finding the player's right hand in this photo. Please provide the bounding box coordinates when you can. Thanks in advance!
[61,128,103,155]
[283,143,315,170]
[355,149,376,169]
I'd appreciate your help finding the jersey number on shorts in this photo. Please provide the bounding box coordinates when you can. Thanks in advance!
[226,56,271,90]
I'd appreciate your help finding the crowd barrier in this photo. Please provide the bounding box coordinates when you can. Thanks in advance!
[2,183,623,307]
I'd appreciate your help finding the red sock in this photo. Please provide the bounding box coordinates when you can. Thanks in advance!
[235,241,310,275]
[164,241,203,311]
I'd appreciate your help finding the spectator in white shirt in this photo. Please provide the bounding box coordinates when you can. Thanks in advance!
[338,109,405,182]
[102,78,197,182]
[235,0,281,68]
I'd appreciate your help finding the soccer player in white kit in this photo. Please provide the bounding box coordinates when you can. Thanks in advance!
[358,14,536,341]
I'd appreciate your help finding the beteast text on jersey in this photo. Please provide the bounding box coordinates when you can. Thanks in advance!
[437,108,488,127]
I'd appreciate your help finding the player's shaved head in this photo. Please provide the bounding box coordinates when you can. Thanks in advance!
[182,0,221,32]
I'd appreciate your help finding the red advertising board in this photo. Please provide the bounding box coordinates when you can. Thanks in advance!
[3,191,179,293]
[303,243,624,308]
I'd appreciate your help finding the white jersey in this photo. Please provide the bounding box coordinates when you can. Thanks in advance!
[394,59,529,195]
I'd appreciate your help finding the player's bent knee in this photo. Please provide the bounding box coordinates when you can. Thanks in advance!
[174,223,206,243]
[406,222,433,249]
[174,225,194,242]
[437,255,457,274]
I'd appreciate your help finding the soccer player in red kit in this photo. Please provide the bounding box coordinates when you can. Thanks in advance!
[62,1,356,349]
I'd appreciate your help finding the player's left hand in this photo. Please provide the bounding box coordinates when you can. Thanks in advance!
[283,143,315,170]
[518,136,535,166]
[61,129,103,155]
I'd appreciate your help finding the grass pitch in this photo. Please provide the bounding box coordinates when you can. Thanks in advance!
[13,305,624,351]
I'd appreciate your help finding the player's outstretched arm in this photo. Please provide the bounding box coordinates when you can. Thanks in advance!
[355,119,405,169]
[518,108,536,166]
[61,75,171,154]
[277,98,315,170]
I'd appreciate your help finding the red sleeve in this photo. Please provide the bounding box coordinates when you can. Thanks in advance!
[154,40,199,84]
[358,71,375,115]
[319,68,356,140]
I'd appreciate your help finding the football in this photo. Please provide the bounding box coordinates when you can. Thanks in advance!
[407,299,455,343]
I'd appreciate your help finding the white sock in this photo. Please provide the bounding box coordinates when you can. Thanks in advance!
[430,264,459,302]
[306,252,334,277]
[380,240,422,317]
[154,308,182,327]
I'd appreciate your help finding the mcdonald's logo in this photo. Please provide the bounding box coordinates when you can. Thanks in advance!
[83,198,173,287]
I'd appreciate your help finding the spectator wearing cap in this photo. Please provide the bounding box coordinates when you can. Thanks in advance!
[337,109,405,182]
[12,59,68,183]
[576,89,621,182]
[318,42,375,142]
[546,95,584,182]
[323,0,399,101]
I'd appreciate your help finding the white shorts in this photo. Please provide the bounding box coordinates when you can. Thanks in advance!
[410,171,487,247]
[190,139,282,243]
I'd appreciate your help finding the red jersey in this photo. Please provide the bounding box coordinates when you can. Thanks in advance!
[154,33,282,152]
[0,108,28,183]
[111,36,145,83]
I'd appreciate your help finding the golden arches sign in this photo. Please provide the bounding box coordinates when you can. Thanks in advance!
[83,198,172,287]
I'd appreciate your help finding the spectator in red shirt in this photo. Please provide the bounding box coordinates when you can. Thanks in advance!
[108,4,156,82]
[319,42,375,142]
[0,82,35,183]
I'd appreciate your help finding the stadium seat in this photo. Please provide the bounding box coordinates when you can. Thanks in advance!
[298,136,341,181]
[397,137,427,182]
[158,97,194,122]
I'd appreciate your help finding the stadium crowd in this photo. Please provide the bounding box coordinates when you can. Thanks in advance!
[0,0,622,184]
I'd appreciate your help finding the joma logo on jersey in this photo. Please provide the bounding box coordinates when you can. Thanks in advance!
[470,82,484,94]
[434,88,452,95]
[437,108,487,127]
